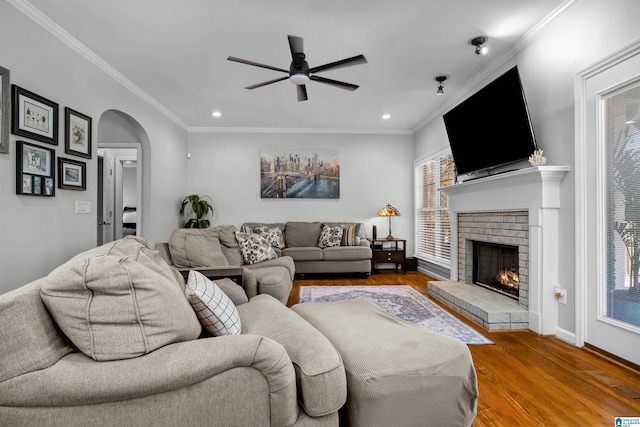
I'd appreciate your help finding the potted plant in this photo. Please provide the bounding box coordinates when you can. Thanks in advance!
[180,194,214,228]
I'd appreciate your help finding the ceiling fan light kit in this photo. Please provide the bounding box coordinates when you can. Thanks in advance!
[227,35,367,101]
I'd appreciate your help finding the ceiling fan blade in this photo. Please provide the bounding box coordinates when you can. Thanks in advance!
[308,54,367,74]
[245,76,289,90]
[309,75,359,91]
[288,35,304,57]
[297,85,308,102]
[227,56,289,74]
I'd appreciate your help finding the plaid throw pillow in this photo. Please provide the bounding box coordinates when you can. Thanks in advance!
[185,270,241,336]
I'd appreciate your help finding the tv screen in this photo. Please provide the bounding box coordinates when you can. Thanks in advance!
[443,66,537,176]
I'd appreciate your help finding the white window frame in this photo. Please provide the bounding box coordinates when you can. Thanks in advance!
[414,147,453,269]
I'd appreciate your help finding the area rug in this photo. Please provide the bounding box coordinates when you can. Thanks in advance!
[298,285,493,345]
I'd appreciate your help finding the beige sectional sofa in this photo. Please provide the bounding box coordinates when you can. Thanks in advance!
[0,236,346,426]
[241,221,372,276]
[157,225,295,304]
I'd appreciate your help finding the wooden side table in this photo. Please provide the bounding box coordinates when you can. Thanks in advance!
[371,238,406,274]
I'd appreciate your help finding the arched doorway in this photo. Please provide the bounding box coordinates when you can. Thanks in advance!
[96,110,150,245]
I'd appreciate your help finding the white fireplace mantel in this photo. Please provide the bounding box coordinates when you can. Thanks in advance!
[443,166,570,335]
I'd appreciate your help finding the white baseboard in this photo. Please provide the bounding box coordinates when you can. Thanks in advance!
[555,327,577,346]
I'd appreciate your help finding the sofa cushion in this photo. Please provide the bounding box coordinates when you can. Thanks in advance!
[168,228,229,269]
[185,271,242,336]
[285,221,322,247]
[283,247,323,261]
[235,232,278,264]
[254,225,286,249]
[318,225,343,248]
[323,245,372,261]
[41,250,202,361]
[0,279,76,382]
[238,294,347,417]
[215,224,245,266]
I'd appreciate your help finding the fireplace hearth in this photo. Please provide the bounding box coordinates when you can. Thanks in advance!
[473,241,519,299]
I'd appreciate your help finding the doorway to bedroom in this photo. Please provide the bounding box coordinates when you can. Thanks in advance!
[96,109,146,246]
[97,148,139,244]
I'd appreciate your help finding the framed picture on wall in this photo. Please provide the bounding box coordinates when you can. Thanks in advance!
[65,107,92,158]
[58,157,86,191]
[11,85,58,145]
[16,140,55,197]
[0,66,9,154]
[260,150,340,199]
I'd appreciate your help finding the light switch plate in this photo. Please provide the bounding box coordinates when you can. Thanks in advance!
[75,201,91,214]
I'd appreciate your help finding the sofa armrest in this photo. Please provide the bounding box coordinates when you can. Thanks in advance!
[0,336,298,427]
[239,295,347,417]
[359,239,370,248]
[246,255,295,280]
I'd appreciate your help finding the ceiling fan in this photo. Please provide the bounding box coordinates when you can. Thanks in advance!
[227,35,367,101]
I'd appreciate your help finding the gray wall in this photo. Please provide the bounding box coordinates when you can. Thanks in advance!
[414,0,640,335]
[187,131,415,252]
[0,1,188,293]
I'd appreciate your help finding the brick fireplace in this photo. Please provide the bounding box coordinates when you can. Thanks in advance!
[429,166,569,334]
[458,211,529,307]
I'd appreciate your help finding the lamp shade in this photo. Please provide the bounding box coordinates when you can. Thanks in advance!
[377,204,400,217]
[377,204,400,240]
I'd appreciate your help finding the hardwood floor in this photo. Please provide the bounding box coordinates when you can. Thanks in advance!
[288,271,640,426]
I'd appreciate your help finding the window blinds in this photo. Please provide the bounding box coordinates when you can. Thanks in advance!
[415,153,453,267]
[605,85,640,329]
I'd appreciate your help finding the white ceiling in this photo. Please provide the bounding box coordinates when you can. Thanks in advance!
[23,0,571,133]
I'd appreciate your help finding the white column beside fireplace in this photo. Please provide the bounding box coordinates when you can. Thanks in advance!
[442,166,570,335]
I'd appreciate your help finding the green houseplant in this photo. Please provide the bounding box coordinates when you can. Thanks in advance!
[180,194,214,228]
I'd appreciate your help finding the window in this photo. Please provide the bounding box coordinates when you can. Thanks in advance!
[605,85,640,329]
[415,150,453,267]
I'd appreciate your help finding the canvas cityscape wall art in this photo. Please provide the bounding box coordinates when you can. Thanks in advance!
[260,150,340,199]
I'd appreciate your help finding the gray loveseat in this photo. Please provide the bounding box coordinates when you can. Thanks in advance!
[0,236,346,426]
[242,222,372,276]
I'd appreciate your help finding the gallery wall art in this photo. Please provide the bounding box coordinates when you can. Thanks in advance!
[260,150,340,199]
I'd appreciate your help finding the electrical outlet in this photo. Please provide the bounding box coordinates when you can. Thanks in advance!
[559,289,567,305]
[554,285,567,305]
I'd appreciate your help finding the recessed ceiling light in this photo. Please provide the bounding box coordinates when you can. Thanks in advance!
[382,114,391,120]
[212,111,222,118]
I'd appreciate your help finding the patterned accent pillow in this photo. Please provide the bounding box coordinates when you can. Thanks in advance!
[254,226,286,249]
[340,224,361,246]
[185,270,241,336]
[318,225,343,248]
[234,231,278,264]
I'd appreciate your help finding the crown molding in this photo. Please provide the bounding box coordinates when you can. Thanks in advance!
[188,126,414,135]
[9,0,189,130]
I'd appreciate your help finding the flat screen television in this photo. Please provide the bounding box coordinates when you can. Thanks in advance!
[443,66,537,177]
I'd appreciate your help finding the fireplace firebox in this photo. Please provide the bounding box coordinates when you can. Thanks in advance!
[473,241,519,299]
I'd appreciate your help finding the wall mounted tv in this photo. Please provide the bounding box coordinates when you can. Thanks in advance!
[443,66,537,177]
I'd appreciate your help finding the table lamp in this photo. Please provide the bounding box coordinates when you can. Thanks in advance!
[377,203,400,240]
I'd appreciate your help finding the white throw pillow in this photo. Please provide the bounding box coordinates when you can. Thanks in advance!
[185,270,241,336]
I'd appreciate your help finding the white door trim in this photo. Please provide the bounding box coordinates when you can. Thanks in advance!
[575,39,640,349]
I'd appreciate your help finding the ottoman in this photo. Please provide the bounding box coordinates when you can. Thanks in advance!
[291,298,478,427]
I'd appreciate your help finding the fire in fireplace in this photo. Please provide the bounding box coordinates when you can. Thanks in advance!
[473,241,519,299]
